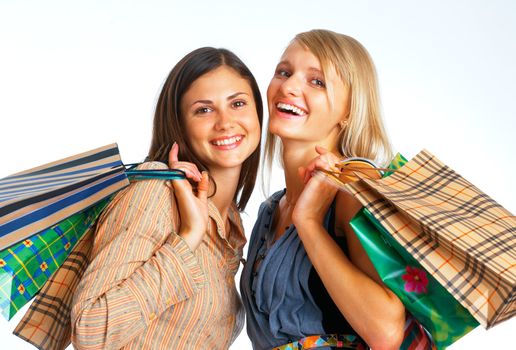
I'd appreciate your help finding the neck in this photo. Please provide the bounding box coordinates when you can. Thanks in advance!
[208,166,241,220]
[281,139,338,205]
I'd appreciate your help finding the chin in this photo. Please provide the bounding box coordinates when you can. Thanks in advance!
[269,122,300,139]
[212,157,247,170]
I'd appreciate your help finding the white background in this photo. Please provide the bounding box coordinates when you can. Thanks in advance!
[1,1,515,349]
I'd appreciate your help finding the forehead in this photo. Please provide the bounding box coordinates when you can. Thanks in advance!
[184,66,252,99]
[280,41,321,68]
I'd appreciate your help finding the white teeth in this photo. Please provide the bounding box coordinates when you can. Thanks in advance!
[276,102,306,116]
[212,135,242,146]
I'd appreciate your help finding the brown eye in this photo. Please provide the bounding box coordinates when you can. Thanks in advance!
[195,106,213,115]
[233,100,246,108]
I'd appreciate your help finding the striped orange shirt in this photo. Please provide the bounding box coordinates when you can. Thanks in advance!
[71,162,246,350]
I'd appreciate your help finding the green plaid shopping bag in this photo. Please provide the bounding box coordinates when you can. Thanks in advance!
[0,198,109,320]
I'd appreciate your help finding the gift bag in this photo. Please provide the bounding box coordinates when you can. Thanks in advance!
[0,144,129,250]
[13,226,96,350]
[0,199,109,320]
[345,150,516,328]
[351,209,479,348]
[349,154,479,348]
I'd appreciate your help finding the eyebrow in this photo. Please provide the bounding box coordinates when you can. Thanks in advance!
[276,61,323,74]
[307,67,323,75]
[190,92,249,107]
[227,91,249,100]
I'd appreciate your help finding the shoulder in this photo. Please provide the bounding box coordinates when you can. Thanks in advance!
[92,162,178,254]
[259,189,285,215]
[99,162,175,221]
[124,161,172,196]
[247,190,283,245]
[133,161,168,170]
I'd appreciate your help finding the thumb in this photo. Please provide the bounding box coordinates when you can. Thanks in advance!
[168,142,179,166]
[315,145,328,155]
[197,171,209,203]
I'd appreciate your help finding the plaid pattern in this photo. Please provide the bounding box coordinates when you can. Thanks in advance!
[13,228,95,350]
[0,199,108,320]
[0,144,129,250]
[345,149,516,328]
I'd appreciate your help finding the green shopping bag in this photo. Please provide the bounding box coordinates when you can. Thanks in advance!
[0,198,109,320]
[350,154,479,349]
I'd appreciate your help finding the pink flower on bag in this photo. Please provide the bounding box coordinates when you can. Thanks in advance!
[402,266,428,294]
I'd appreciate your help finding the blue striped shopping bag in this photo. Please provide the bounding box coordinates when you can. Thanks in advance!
[0,143,185,250]
[0,144,128,250]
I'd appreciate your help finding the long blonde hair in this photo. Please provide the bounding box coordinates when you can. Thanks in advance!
[264,29,392,191]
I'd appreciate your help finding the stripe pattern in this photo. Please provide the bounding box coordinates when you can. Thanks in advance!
[0,144,129,250]
[66,162,246,350]
[0,199,108,320]
[400,314,436,350]
[345,149,516,328]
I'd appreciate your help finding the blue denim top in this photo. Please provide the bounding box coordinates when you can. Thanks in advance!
[240,190,356,350]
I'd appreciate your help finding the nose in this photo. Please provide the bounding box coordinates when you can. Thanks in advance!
[280,74,302,97]
[214,108,234,130]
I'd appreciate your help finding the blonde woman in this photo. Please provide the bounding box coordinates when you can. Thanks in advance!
[241,30,433,350]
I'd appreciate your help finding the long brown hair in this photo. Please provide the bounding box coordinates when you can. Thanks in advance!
[148,47,263,211]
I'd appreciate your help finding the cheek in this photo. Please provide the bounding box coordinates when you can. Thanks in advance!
[266,80,279,106]
[311,94,335,119]
[184,121,207,147]
[246,114,261,141]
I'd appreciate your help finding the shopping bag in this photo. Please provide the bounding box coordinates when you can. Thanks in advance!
[0,144,185,322]
[0,198,109,320]
[351,209,479,348]
[344,149,516,328]
[11,164,185,350]
[0,143,183,250]
[349,154,478,348]
[0,144,128,250]
[13,227,96,350]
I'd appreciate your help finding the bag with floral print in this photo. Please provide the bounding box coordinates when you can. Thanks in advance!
[349,154,479,349]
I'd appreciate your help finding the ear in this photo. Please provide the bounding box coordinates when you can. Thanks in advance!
[339,119,348,129]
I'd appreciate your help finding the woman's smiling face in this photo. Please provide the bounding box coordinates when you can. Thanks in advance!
[267,41,350,148]
[181,65,261,172]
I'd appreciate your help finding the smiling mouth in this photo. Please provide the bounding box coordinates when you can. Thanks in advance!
[276,102,307,116]
[211,135,243,146]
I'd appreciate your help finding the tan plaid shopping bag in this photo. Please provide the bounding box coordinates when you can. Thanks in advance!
[344,150,515,328]
[13,228,95,350]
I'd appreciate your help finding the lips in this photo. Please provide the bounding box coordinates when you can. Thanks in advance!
[276,102,307,116]
[210,135,244,149]
[273,100,308,119]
